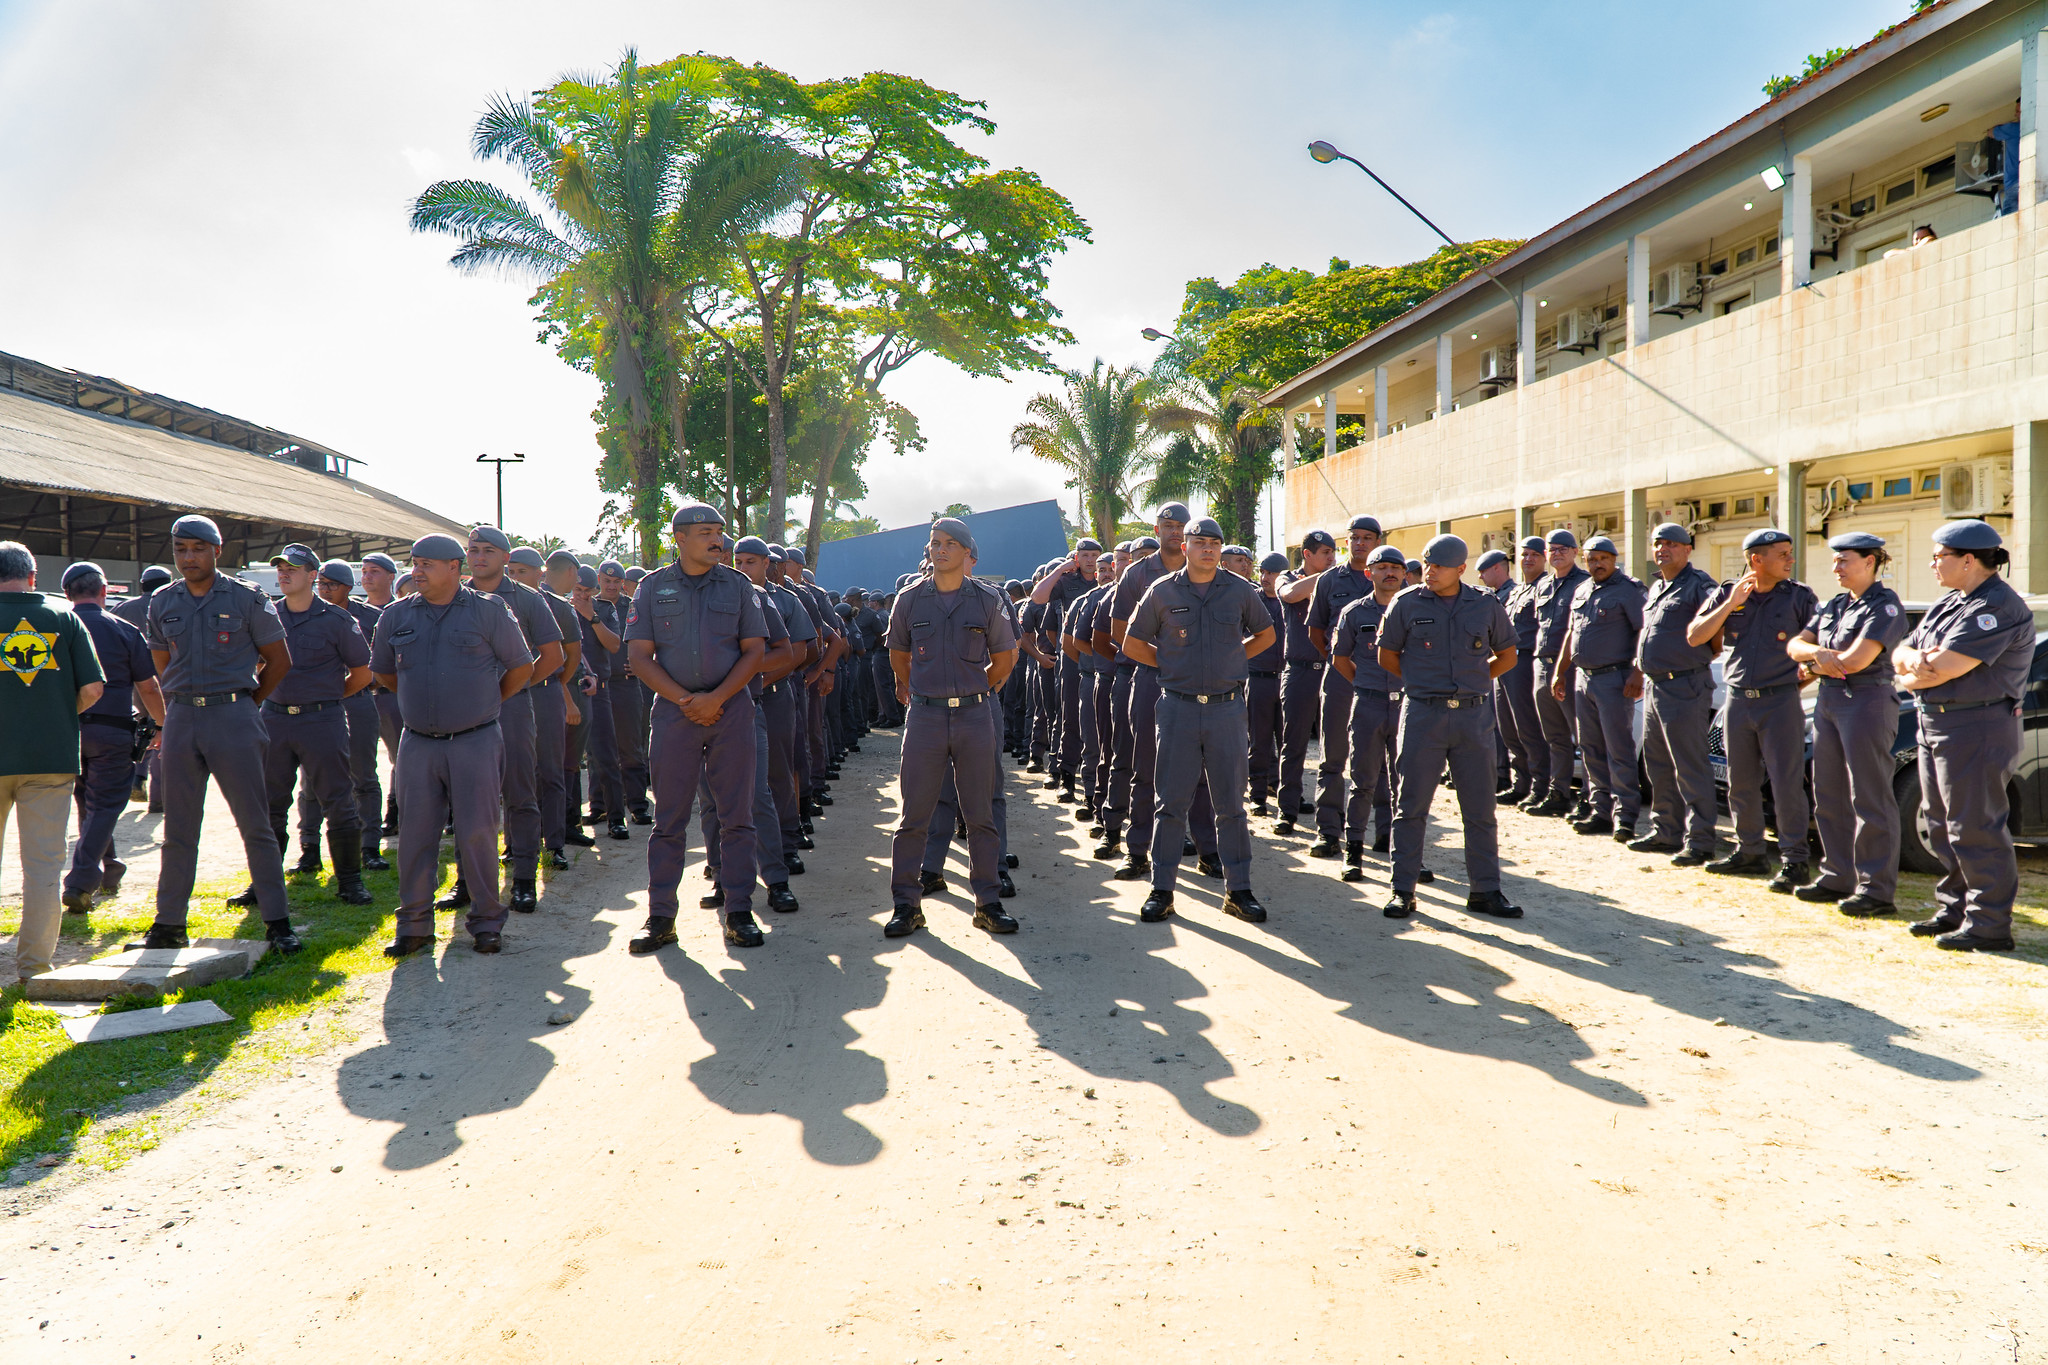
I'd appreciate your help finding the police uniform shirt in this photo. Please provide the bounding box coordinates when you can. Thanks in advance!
[145,574,287,695]
[1908,573,2036,704]
[110,592,153,630]
[269,599,369,705]
[1375,584,1517,698]
[536,589,579,686]
[856,604,888,653]
[1278,570,1319,663]
[1110,552,1176,664]
[1504,578,1541,654]
[1805,583,1910,685]
[1636,563,1718,676]
[580,600,616,678]
[768,582,819,652]
[1531,566,1589,659]
[1304,564,1372,643]
[625,562,770,693]
[748,586,792,697]
[1568,571,1647,669]
[344,599,384,661]
[470,575,562,669]
[1043,565,1093,606]
[371,588,531,733]
[885,578,1018,698]
[1065,587,1106,672]
[74,602,155,720]
[1249,589,1284,673]
[1695,578,1818,690]
[1123,569,1270,696]
[1330,594,1402,693]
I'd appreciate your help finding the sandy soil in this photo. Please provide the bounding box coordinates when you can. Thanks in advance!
[3,731,2047,1363]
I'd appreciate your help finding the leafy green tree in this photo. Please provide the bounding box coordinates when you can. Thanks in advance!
[1148,380,1280,545]
[1010,361,1170,544]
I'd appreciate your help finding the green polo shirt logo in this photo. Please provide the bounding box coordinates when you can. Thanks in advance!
[1,617,59,684]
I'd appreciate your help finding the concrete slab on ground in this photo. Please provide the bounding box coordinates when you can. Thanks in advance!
[60,1000,234,1044]
[22,949,249,1001]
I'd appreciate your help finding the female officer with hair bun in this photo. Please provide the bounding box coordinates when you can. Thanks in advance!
[1787,532,1910,917]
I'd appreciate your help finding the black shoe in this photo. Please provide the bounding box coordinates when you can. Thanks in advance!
[817,794,834,807]
[1670,846,1714,867]
[609,821,630,841]
[225,885,259,907]
[630,811,654,825]
[1467,890,1524,919]
[363,847,392,871]
[1909,916,1960,937]
[766,883,800,913]
[1383,894,1415,919]
[1340,842,1365,883]
[141,925,189,950]
[998,869,1017,899]
[1195,854,1223,879]
[472,932,502,954]
[701,884,725,909]
[1250,800,1271,817]
[802,800,825,819]
[1838,894,1896,918]
[786,854,806,877]
[1371,832,1390,854]
[1569,802,1591,823]
[1704,852,1770,876]
[1626,834,1683,853]
[1074,805,1095,823]
[1496,778,1516,797]
[436,879,471,910]
[1527,794,1572,818]
[1611,826,1637,844]
[383,935,434,958]
[1026,758,1043,773]
[546,850,569,871]
[723,911,765,948]
[1093,838,1122,860]
[1138,889,1174,923]
[973,904,1019,934]
[291,850,324,876]
[1224,889,1267,923]
[1273,817,1297,837]
[1571,814,1614,836]
[565,830,597,847]
[921,870,949,896]
[1766,861,1811,894]
[1936,929,2016,952]
[1417,867,1436,884]
[336,874,374,906]
[1308,836,1343,860]
[884,904,925,938]
[1112,856,1151,881]
[509,879,538,913]
[1794,882,1847,903]
[265,920,304,955]
[1004,853,1019,869]
[1502,784,1531,805]
[62,889,93,915]
[796,833,815,850]
[630,917,678,954]
[1182,837,1197,857]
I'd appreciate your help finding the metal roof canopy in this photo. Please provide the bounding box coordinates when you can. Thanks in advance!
[809,500,1071,594]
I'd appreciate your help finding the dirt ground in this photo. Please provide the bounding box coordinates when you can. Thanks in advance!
[3,730,2047,1363]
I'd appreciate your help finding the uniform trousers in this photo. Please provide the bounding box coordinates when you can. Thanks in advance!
[1342,689,1398,844]
[1030,662,1057,760]
[808,683,831,787]
[646,696,757,921]
[1247,672,1281,803]
[1918,703,2022,938]
[374,688,402,830]
[530,682,569,853]
[1278,661,1323,814]
[1105,663,1138,836]
[568,681,624,824]
[1811,682,1902,901]
[65,724,134,896]
[612,675,651,817]
[265,705,360,846]
[762,682,803,852]
[1531,657,1577,800]
[394,723,504,937]
[1150,693,1252,893]
[295,694,385,852]
[1002,665,1029,749]
[1641,669,1717,852]
[923,697,1010,871]
[1723,688,1810,857]
[1314,668,1357,838]
[869,653,900,727]
[1572,667,1641,827]
[700,696,788,885]
[1091,671,1115,808]
[156,697,287,926]
[1075,666,1102,808]
[1059,657,1084,778]
[1392,697,1502,896]
[496,691,541,879]
[893,697,1001,906]
[1128,665,1215,858]
[1496,652,1544,794]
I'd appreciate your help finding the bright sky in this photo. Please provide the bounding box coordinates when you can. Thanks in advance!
[0,0,1904,551]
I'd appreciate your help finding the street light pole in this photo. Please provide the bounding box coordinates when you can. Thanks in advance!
[476,452,526,529]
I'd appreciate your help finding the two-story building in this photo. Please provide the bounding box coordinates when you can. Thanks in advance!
[1269,0,2048,603]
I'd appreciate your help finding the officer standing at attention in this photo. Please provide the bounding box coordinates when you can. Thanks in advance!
[1273,530,1338,831]
[140,515,299,953]
[1787,532,1910,917]
[508,545,582,869]
[457,526,564,916]
[1061,555,1115,824]
[883,518,1019,938]
[861,578,900,729]
[1246,552,1288,816]
[357,551,403,838]
[1526,529,1589,818]
[1891,520,2034,951]
[1105,512,1192,878]
[1120,517,1275,925]
[304,559,390,871]
[60,561,163,915]
[699,537,801,915]
[1306,515,1383,858]
[1375,534,1523,921]
[1329,544,1409,878]
[626,503,769,953]
[1630,524,1721,863]
[1500,537,1548,808]
[1687,527,1819,891]
[595,560,649,825]
[371,534,533,956]
[738,537,815,900]
[1086,549,1129,829]
[1032,538,1101,802]
[1476,549,1522,795]
[1552,535,1646,840]
[114,563,173,809]
[559,560,622,846]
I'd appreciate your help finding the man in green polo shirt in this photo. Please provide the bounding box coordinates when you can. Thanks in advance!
[0,541,105,983]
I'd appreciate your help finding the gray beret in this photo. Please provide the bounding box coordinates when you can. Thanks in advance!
[1475,549,1509,572]
[624,566,646,581]
[576,565,599,588]
[1260,551,1290,572]
[1367,545,1407,567]
[1155,501,1192,524]
[596,558,625,577]
[897,572,920,588]
[1222,545,1250,558]
[733,536,770,558]
[835,602,856,619]
[766,546,788,563]
[1583,535,1619,555]
[361,552,398,574]
[1827,531,1886,553]
[545,549,581,570]
[138,566,173,589]
[1075,538,1102,553]
[1933,519,2002,551]
[1519,536,1546,553]
[171,514,222,545]
[670,501,724,529]
[1424,533,1468,567]
[931,517,977,554]
[1545,528,1578,549]
[1405,559,1424,574]
[1301,530,1337,550]
[1114,541,1133,554]
[1649,523,1691,545]
[1134,536,1161,552]
[61,561,103,591]
[412,533,466,561]
[270,543,320,570]
[469,525,511,552]
[1003,580,1023,592]
[1187,517,1225,540]
[318,558,355,587]
[1741,527,1793,550]
[1347,515,1383,535]
[784,546,807,566]
[507,546,545,568]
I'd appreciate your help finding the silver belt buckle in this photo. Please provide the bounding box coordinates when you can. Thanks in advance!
[1743,688,1760,699]
[287,705,302,715]
[947,695,960,708]
[1447,698,1462,709]
[1196,694,1209,704]
[194,695,209,707]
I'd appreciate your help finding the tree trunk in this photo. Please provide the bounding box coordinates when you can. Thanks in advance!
[802,410,864,576]
[628,423,664,566]
[1231,479,1259,548]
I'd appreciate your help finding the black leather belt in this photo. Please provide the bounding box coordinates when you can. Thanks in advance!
[1731,682,1797,700]
[169,690,249,708]
[1249,670,1281,678]
[1164,686,1244,704]
[406,720,500,740]
[1115,661,1138,674]
[1918,696,2015,715]
[82,713,137,729]
[1353,687,1399,698]
[1285,659,1323,669]
[1645,666,1705,682]
[265,699,341,715]
[1578,661,1632,676]
[1411,694,1490,709]
[913,692,990,709]
[529,676,557,689]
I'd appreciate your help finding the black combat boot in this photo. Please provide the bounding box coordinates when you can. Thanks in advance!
[329,828,374,905]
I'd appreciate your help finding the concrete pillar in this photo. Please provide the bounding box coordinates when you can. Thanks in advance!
[1373,367,1389,437]
[2014,421,2048,593]
[1517,506,1536,540]
[1518,284,1539,384]
[1622,486,1650,582]
[1281,407,1297,472]
[1322,393,1336,461]
[1625,235,1652,351]
[1435,334,1454,415]
[1781,153,1814,294]
[1777,461,1810,584]
[2023,30,2047,209]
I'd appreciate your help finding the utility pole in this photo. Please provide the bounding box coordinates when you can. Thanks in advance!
[476,452,525,529]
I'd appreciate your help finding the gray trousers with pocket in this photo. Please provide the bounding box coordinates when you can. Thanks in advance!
[1642,669,1717,852]
[1392,697,1501,896]
[155,696,287,926]
[1811,681,1901,901]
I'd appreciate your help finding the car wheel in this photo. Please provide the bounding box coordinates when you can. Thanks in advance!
[1893,765,1944,875]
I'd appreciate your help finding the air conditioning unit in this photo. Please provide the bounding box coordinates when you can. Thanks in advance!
[1941,459,2013,517]
[1956,137,2004,198]
[1651,263,1701,315]
[1478,346,1515,385]
[1553,307,1600,353]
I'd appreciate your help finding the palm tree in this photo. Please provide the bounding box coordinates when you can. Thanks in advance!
[1147,379,1281,545]
[409,50,804,561]
[1010,361,1169,545]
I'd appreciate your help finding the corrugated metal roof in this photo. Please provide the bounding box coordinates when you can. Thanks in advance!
[811,500,1071,594]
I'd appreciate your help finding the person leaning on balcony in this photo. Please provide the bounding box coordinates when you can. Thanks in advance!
[1629,523,1721,865]
[1891,520,2035,952]
[1525,529,1589,819]
[1686,527,1819,893]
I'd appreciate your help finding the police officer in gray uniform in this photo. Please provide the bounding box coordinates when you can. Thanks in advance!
[114,563,174,808]
[372,534,534,956]
[1527,529,1588,817]
[1121,517,1275,924]
[295,559,389,871]
[1106,512,1196,877]
[1498,537,1547,807]
[1374,534,1523,921]
[1789,532,1910,916]
[1553,535,1646,839]
[1688,527,1819,891]
[626,502,770,953]
[356,551,403,837]
[140,515,300,953]
[1631,523,1721,862]
[1247,552,1288,815]
[508,544,580,868]
[1306,515,1382,857]
[883,518,1019,938]
[1275,530,1338,831]
[1475,549,1523,794]
[61,561,163,913]
[598,558,654,823]
[1892,520,2034,951]
[1330,544,1408,878]
[560,560,622,845]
